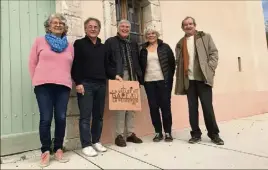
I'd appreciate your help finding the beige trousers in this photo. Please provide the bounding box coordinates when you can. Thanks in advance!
[115,70,135,136]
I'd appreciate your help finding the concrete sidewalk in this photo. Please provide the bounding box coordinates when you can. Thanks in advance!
[1,113,268,169]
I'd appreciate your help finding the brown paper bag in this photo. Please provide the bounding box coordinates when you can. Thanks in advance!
[108,80,141,111]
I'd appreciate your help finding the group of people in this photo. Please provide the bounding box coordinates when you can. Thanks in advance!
[28,13,224,167]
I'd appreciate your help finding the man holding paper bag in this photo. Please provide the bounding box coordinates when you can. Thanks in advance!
[105,19,143,147]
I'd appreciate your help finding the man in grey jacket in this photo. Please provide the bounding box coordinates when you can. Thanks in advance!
[174,16,224,145]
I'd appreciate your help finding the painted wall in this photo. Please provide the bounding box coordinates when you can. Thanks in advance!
[2,0,266,155]
[159,0,268,130]
[0,0,56,156]
[81,1,106,40]
[73,0,268,146]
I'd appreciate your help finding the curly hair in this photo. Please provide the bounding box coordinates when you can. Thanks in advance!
[44,13,68,36]
[144,25,160,39]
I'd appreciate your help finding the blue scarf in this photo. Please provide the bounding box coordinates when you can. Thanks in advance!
[45,33,68,53]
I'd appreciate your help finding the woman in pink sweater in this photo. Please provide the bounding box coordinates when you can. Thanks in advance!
[28,13,74,167]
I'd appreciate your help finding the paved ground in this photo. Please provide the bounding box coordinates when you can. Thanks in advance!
[1,113,268,169]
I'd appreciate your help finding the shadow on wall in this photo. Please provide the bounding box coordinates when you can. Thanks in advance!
[100,89,268,144]
[265,21,268,48]
[67,70,268,147]
[100,86,154,144]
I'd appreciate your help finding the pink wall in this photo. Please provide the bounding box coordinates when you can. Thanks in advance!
[100,90,268,144]
[99,1,268,144]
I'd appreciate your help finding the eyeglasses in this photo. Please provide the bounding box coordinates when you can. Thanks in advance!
[86,26,99,30]
[51,21,65,26]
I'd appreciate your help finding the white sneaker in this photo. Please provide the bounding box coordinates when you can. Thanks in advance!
[82,146,98,157]
[93,143,107,152]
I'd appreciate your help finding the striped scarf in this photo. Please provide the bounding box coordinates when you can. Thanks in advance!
[118,35,137,81]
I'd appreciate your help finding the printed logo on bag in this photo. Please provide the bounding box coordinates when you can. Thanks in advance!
[109,86,139,105]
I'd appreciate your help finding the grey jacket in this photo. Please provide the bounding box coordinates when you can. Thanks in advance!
[174,31,219,95]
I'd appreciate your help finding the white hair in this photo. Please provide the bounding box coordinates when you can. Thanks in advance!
[44,13,68,35]
[117,19,131,30]
[144,25,160,39]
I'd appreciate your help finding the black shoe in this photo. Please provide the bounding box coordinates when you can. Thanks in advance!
[211,136,224,145]
[153,133,163,142]
[126,133,143,143]
[165,133,173,142]
[115,135,126,147]
[188,137,201,144]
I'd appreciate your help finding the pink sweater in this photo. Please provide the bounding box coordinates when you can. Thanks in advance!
[28,36,74,89]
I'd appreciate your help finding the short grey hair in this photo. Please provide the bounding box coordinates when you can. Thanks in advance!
[84,17,101,30]
[144,25,160,39]
[117,19,131,30]
[44,13,68,35]
[181,16,196,28]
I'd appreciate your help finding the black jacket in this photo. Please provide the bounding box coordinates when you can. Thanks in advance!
[104,36,143,84]
[71,36,107,85]
[139,39,175,85]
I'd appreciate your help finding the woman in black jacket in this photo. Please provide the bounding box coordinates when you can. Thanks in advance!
[139,26,175,142]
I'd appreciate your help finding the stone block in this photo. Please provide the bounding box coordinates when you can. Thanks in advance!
[142,3,161,23]
[103,0,117,38]
[148,0,160,6]
[110,2,117,26]
[56,0,83,37]
[64,15,83,37]
[151,3,161,21]
[111,25,118,36]
[67,97,79,116]
[70,82,78,97]
[63,138,81,151]
[60,0,82,17]
[65,116,80,139]
[142,5,152,23]
[144,20,162,35]
[140,0,151,8]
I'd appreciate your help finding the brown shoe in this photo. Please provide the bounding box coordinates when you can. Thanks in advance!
[115,135,126,147]
[126,133,143,143]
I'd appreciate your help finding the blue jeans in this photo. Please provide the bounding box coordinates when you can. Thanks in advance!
[34,84,70,153]
[77,80,106,148]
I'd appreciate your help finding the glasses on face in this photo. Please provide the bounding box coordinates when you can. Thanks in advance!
[51,21,65,26]
[120,25,130,29]
[86,25,99,30]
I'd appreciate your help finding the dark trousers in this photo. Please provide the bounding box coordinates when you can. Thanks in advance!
[144,80,172,134]
[187,80,220,139]
[34,84,70,153]
[77,80,106,148]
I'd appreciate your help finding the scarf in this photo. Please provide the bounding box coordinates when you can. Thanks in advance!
[182,33,197,76]
[117,34,136,81]
[45,33,68,53]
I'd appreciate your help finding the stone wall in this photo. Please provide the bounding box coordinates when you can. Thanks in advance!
[102,0,163,40]
[56,0,83,151]
[55,0,161,150]
[141,0,163,38]
[103,0,118,38]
